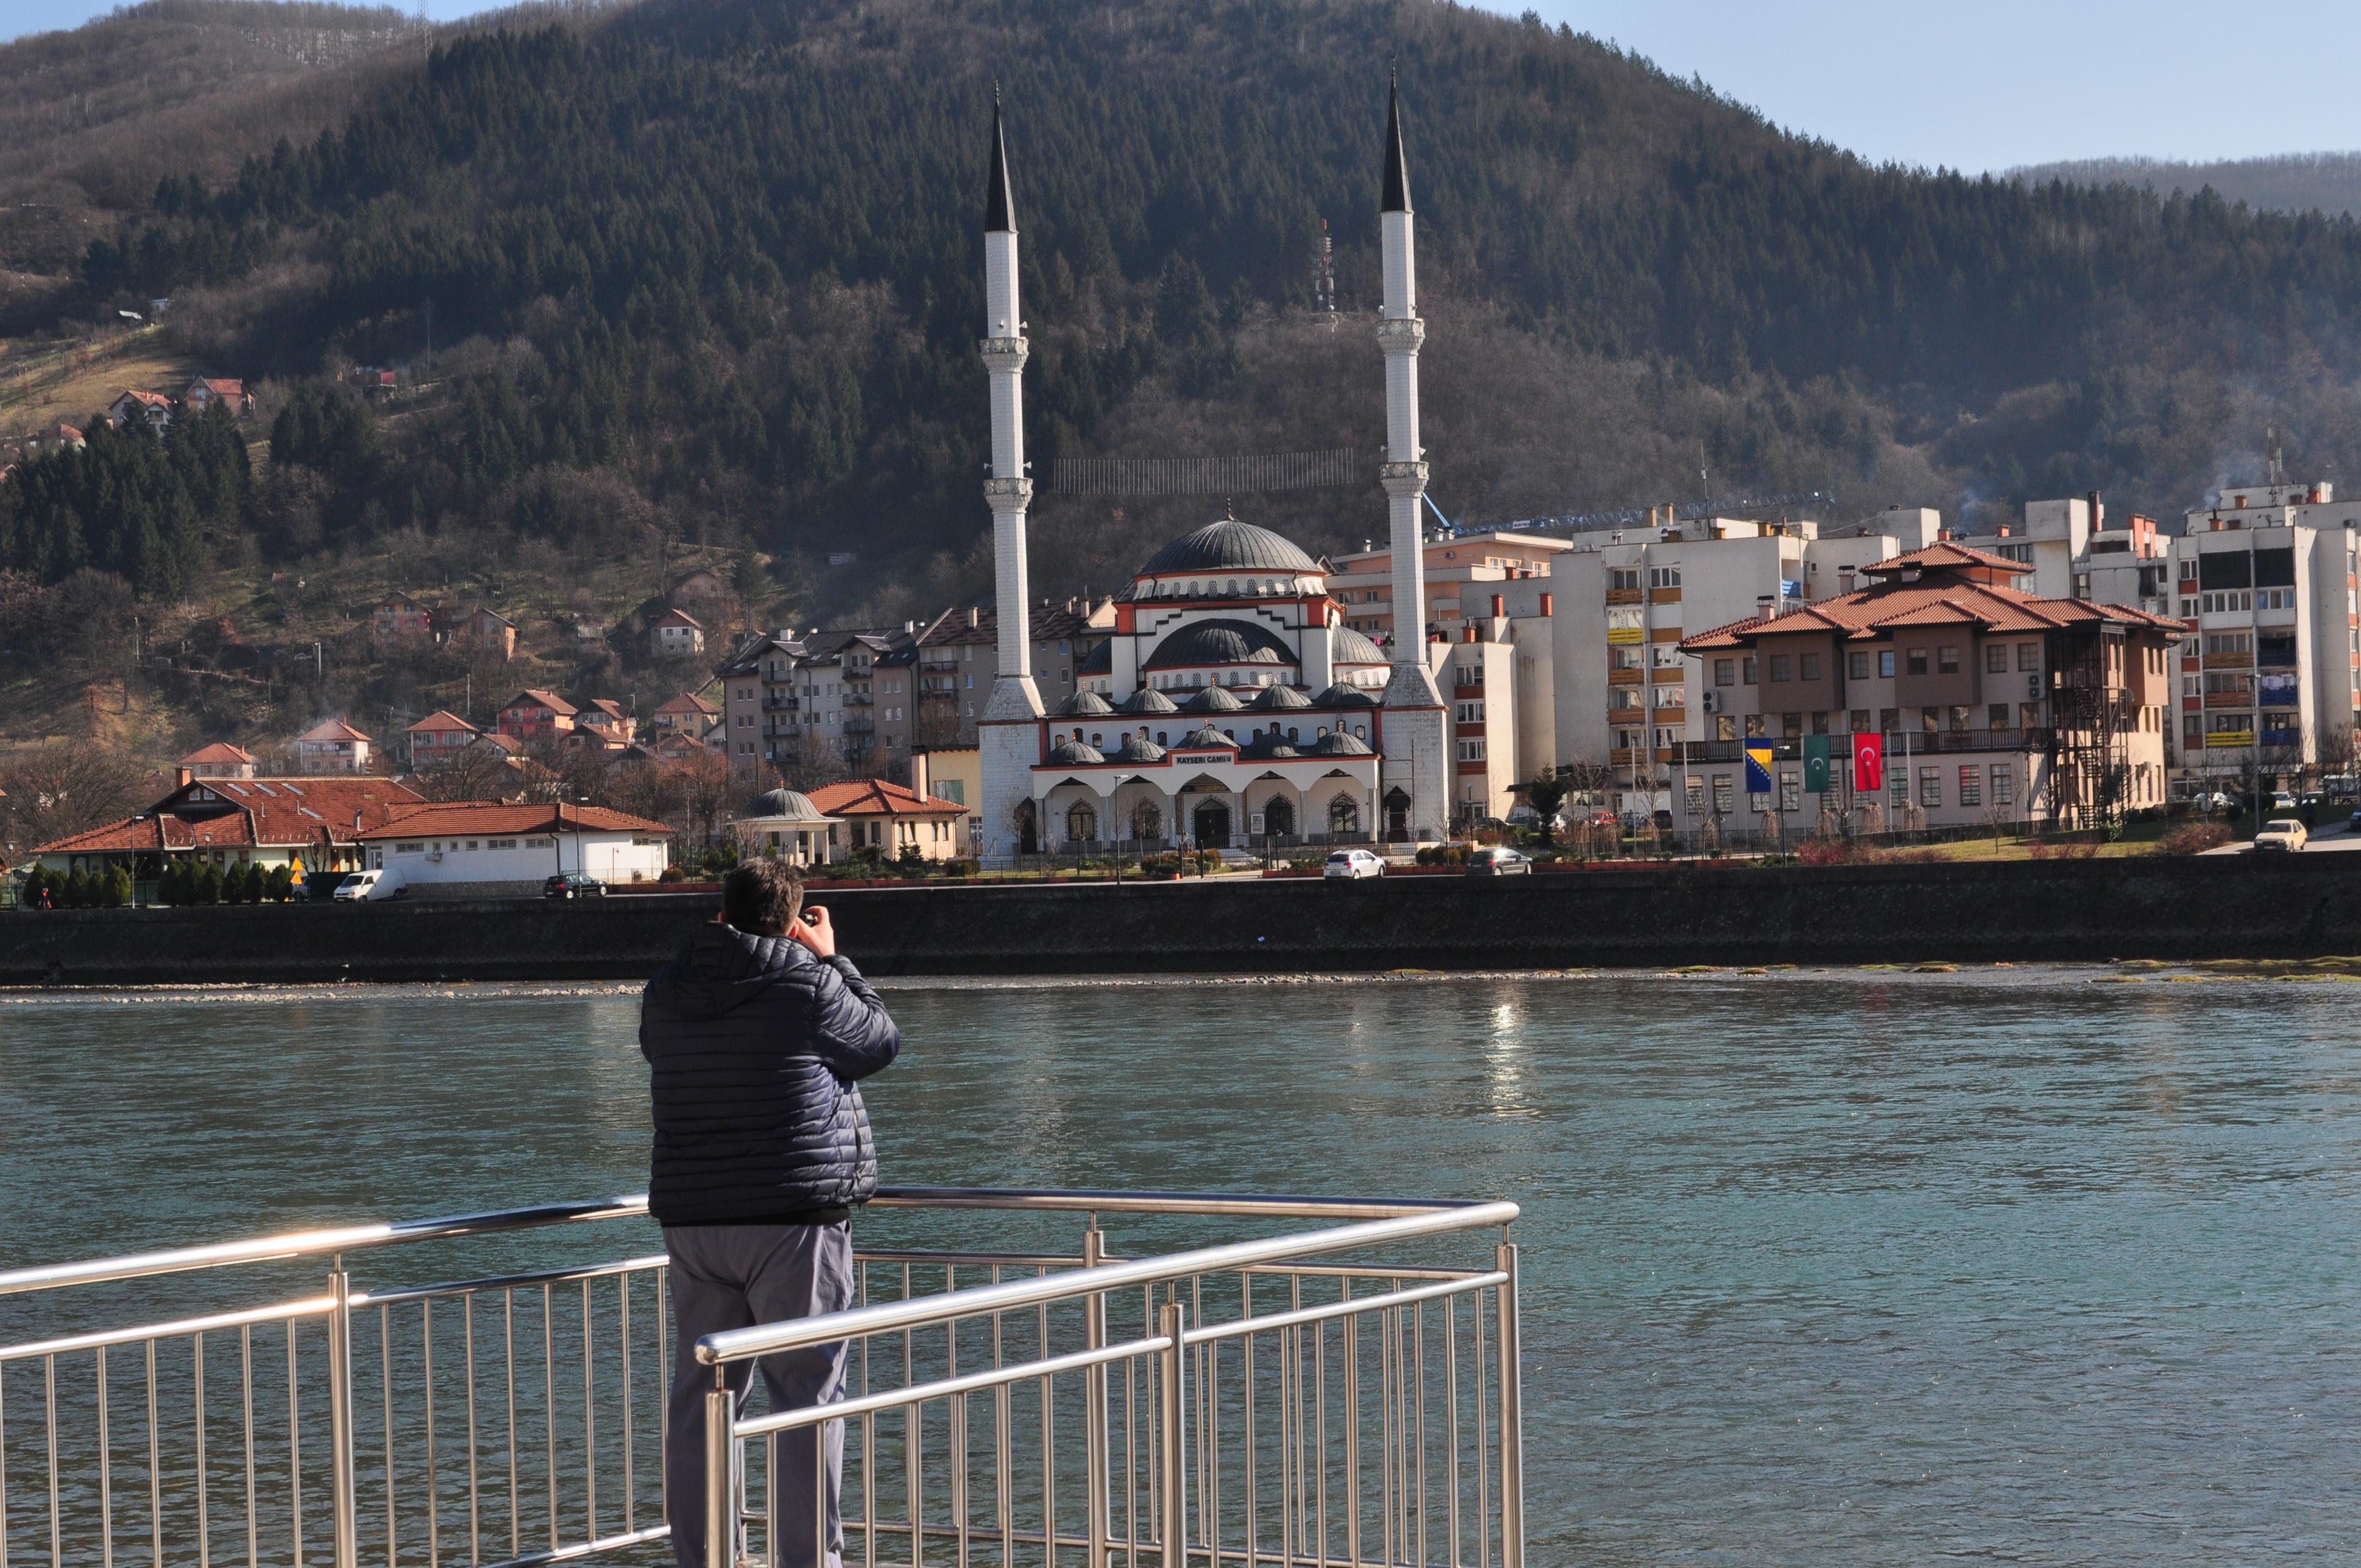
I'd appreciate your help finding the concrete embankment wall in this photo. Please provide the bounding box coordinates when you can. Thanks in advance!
[2,857,2356,986]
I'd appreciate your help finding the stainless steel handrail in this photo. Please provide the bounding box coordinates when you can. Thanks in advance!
[0,1187,1476,1297]
[695,1200,1521,1363]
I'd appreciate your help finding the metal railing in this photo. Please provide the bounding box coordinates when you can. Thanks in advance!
[0,1190,1522,1568]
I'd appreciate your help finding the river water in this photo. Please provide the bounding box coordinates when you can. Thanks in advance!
[3,967,2357,1564]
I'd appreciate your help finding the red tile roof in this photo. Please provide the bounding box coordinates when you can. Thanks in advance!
[116,388,172,410]
[353,801,671,839]
[502,689,577,716]
[194,378,245,397]
[654,692,719,716]
[179,742,255,766]
[34,777,425,857]
[805,779,968,818]
[298,716,372,743]
[1681,557,2185,652]
[1860,541,2034,579]
[652,608,704,629]
[407,710,478,734]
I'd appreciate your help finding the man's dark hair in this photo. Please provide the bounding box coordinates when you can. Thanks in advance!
[722,859,804,935]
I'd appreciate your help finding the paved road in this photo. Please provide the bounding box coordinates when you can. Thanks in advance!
[2203,813,2361,854]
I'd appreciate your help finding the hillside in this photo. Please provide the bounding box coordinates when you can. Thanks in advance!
[2011,152,2361,221]
[6,0,2361,788]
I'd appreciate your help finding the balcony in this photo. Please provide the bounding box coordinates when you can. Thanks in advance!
[1649,587,1682,604]
[842,692,874,707]
[1604,587,1643,606]
[1608,667,1643,687]
[762,694,801,711]
[0,1189,1527,1568]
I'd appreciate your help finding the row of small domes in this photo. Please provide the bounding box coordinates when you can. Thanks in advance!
[1056,681,1378,720]
[1046,726,1372,767]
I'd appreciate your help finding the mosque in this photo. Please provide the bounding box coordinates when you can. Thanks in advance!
[975,78,1452,857]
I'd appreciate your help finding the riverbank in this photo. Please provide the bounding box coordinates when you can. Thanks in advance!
[1,853,2354,984]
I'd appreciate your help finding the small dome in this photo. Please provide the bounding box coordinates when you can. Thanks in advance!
[1182,684,1246,712]
[1330,625,1386,664]
[1175,724,1236,750]
[1078,641,1113,675]
[1144,618,1296,671]
[1311,729,1374,756]
[1046,736,1106,766]
[1056,689,1115,718]
[1240,732,1302,759]
[1311,683,1379,708]
[750,788,827,822]
[1111,734,1168,763]
[1249,684,1313,710]
[1117,687,1179,715]
[1140,518,1321,578]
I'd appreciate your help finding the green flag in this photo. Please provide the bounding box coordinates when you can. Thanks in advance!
[1803,735,1831,793]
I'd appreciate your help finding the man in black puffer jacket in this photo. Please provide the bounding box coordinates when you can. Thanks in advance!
[642,859,900,1568]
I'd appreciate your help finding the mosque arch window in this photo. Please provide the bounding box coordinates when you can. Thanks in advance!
[1156,731,1170,745]
[1329,794,1361,835]
[1066,802,1099,844]
[1354,724,1369,739]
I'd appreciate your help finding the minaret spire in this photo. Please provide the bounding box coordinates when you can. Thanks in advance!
[1375,65,1446,842]
[976,88,1046,860]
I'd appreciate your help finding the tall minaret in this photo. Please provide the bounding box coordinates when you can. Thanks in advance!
[1375,69,1447,840]
[976,90,1045,859]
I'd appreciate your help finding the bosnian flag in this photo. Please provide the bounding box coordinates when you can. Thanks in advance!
[1853,732,1884,792]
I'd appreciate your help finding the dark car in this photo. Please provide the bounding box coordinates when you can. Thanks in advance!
[1466,846,1533,877]
[544,872,609,900]
[2349,807,2361,833]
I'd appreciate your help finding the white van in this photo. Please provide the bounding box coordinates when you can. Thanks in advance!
[331,868,406,901]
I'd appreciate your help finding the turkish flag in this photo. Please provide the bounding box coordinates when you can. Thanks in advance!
[1852,732,1884,793]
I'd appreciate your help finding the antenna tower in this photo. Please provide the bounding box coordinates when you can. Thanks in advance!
[2266,423,2285,486]
[1312,218,1336,328]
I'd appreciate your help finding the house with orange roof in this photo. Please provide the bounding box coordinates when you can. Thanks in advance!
[180,742,256,780]
[575,699,635,748]
[495,689,577,743]
[406,711,481,770]
[651,606,705,657]
[295,717,374,775]
[107,388,173,435]
[28,775,425,884]
[1677,542,2182,834]
[804,778,970,861]
[651,691,719,737]
[184,378,251,416]
[354,801,671,893]
[451,606,517,660]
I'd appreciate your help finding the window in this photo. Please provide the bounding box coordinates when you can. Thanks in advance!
[1849,652,1871,679]
[1779,771,1801,812]
[1947,706,1971,732]
[2205,632,2252,655]
[1958,766,1981,807]
[1918,768,1942,809]
[1744,714,1766,738]
[1878,707,1897,733]
[1715,715,1738,741]
[1648,566,1682,588]
[1991,766,2014,807]
[2020,702,2043,729]
[1653,686,1686,709]
[1811,711,1830,734]
[1989,704,2010,729]
[1937,646,1961,674]
[1455,700,1485,723]
[1712,775,1734,816]
[1714,658,1736,686]
[2258,587,2295,610]
[1655,726,1683,747]
[1687,775,1706,815]
[1800,653,1821,681]
[395,842,424,854]
[1849,709,1871,733]
[1613,645,1645,670]
[1779,712,1801,738]
[1768,655,1791,681]
[1986,644,2009,674]
[1457,739,1487,761]
[1608,568,1642,592]
[1907,649,1928,676]
[2017,643,2040,671]
[1742,657,1758,684]
[1878,651,1897,678]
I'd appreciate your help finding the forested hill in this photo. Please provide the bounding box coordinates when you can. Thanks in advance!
[13,0,2361,628]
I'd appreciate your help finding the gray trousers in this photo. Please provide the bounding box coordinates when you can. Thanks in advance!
[665,1223,855,1568]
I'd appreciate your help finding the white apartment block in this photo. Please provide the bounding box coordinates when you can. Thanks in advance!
[1326,529,1570,642]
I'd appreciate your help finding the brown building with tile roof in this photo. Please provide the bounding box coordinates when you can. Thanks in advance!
[179,742,256,780]
[804,778,970,861]
[1678,544,2183,833]
[30,775,426,881]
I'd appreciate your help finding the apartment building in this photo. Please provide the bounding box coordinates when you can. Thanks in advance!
[2160,482,2361,787]
[1679,543,2182,833]
[1324,529,1572,642]
[1531,509,1932,813]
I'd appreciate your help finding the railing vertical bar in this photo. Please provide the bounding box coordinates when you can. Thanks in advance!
[858,1262,874,1568]
[1493,1246,1524,1568]
[1239,1275,1255,1568]
[1037,1281,1051,1568]
[540,1285,555,1553]
[1471,1288,1488,1568]
[906,1263,923,1568]
[285,1323,301,1568]
[580,1277,596,1541]
[951,1388,971,1568]
[144,1340,162,1568]
[1415,1297,1430,1568]
[1189,1278,1204,1559]
[381,1307,395,1568]
[1378,1305,1394,1568]
[1312,1312,1326,1568]
[502,1292,518,1561]
[991,1267,1009,1564]
[1121,1352,1139,1566]
[463,1297,479,1567]
[1141,1287,1157,1558]
[194,1334,210,1568]
[46,1356,61,1568]
[1154,1303,1184,1568]
[422,1302,438,1568]
[1340,1282,1356,1568]
[97,1345,114,1568]
[1443,1296,1460,1568]
[655,1269,669,1545]
[1082,1230,1107,1568]
[239,1329,255,1568]
[621,1273,635,1532]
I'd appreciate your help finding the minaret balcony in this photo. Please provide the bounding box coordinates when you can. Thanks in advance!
[983,475,1035,507]
[979,335,1030,370]
[1378,460,1430,497]
[1375,317,1426,350]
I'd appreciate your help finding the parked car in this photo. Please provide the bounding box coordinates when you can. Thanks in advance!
[2191,792,2236,815]
[332,868,405,901]
[2253,819,2308,853]
[1323,849,1386,881]
[544,872,609,899]
[1466,846,1533,877]
[2349,807,2361,833]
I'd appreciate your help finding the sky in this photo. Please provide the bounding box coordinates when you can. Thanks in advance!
[7,0,2360,175]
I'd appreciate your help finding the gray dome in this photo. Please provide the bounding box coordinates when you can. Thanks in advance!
[1240,732,1302,759]
[750,787,827,822]
[1110,734,1168,763]
[1140,519,1321,578]
[1249,684,1313,710]
[1311,729,1374,756]
[1077,641,1113,675]
[1117,687,1179,715]
[1175,724,1236,750]
[1144,618,1296,671]
[1182,683,1245,712]
[1311,682,1379,708]
[1331,625,1387,664]
[1056,689,1115,718]
[1046,736,1107,766]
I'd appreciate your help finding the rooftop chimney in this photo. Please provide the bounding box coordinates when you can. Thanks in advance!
[1490,594,1505,618]
[967,606,980,628]
[1538,592,1554,617]
[175,766,192,788]
[1461,625,1479,643]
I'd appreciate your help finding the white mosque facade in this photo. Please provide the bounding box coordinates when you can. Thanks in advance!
[975,79,1457,857]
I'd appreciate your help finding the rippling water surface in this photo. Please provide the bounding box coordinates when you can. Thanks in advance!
[4,966,2357,1564]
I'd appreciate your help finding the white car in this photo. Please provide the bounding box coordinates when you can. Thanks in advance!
[1323,849,1386,881]
[2253,819,2308,853]
[331,868,406,901]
